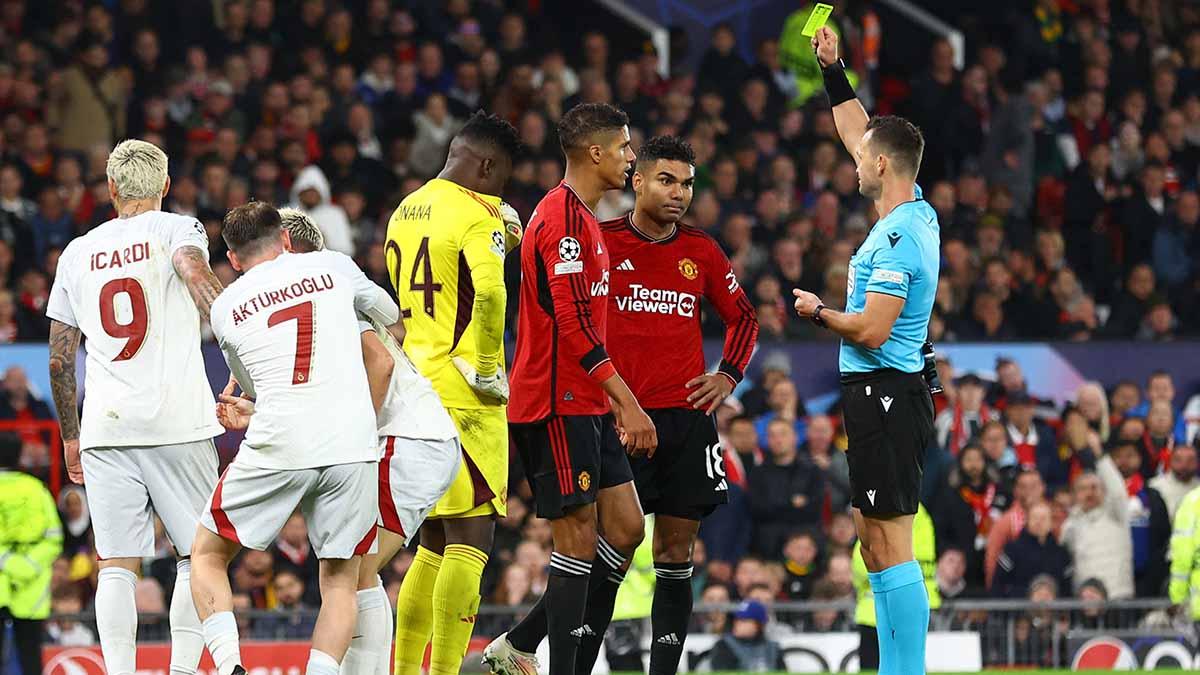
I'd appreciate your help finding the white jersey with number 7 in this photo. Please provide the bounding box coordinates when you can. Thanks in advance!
[210,250,399,470]
[45,211,224,451]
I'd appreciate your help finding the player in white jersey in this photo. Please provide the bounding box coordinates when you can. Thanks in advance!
[46,139,225,675]
[191,201,398,675]
[276,208,460,675]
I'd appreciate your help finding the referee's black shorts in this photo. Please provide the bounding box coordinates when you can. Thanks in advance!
[840,368,934,516]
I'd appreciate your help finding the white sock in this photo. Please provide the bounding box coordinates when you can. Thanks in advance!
[305,648,340,675]
[373,578,393,675]
[202,611,242,675]
[96,567,139,675]
[342,577,393,675]
[169,559,205,675]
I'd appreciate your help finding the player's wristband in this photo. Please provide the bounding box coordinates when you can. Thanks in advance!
[822,59,856,107]
[811,304,828,327]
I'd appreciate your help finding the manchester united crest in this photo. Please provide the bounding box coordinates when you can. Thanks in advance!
[578,470,592,491]
[678,257,698,280]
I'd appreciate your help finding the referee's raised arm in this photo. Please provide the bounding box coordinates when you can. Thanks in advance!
[813,27,869,162]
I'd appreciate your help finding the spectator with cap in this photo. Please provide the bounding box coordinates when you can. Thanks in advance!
[992,500,1072,598]
[707,599,787,672]
[936,373,995,456]
[1150,445,1199,519]
[1005,393,1061,481]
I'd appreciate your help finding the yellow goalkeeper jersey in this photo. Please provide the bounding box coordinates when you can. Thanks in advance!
[384,178,508,409]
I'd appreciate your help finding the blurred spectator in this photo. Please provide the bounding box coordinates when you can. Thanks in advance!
[46,35,127,154]
[1109,442,1170,597]
[56,486,91,557]
[288,165,353,255]
[781,531,820,601]
[231,549,274,608]
[0,366,55,465]
[1149,445,1199,519]
[935,374,993,456]
[753,378,807,443]
[985,468,1048,587]
[1127,371,1189,443]
[46,589,95,646]
[936,548,980,601]
[1074,381,1111,444]
[1062,456,1134,599]
[725,415,764,477]
[258,568,316,639]
[271,512,320,606]
[707,600,786,672]
[932,444,1000,588]
[696,584,731,635]
[747,418,824,558]
[993,501,1072,598]
[1004,393,1061,484]
[979,420,1020,489]
[801,414,850,513]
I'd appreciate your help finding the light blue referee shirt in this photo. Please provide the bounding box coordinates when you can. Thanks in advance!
[840,184,940,374]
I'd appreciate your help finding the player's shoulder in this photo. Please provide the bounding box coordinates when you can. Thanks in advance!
[598,213,630,231]
[677,222,727,257]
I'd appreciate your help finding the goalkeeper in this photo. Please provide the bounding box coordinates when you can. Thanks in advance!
[383,110,524,675]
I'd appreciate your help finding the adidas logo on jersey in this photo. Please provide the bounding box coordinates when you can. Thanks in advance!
[715,479,728,491]
[570,625,596,638]
[616,259,636,271]
[656,633,681,646]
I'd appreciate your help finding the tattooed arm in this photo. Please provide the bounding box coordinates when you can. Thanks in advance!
[48,320,84,484]
[172,245,223,320]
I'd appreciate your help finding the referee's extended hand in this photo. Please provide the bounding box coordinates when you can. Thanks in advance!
[793,288,823,318]
[812,26,839,68]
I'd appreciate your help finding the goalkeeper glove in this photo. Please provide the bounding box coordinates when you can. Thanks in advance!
[500,201,523,252]
[452,357,510,403]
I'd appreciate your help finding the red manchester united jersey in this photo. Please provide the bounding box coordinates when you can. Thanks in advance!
[508,183,614,423]
[601,214,758,409]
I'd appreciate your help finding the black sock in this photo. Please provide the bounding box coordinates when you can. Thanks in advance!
[544,552,591,675]
[573,537,629,675]
[507,591,548,653]
[649,561,694,675]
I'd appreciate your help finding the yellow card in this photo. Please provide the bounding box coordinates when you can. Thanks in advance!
[801,3,834,37]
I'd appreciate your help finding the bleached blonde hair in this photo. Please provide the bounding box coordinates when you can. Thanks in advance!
[106,139,169,201]
[278,207,325,252]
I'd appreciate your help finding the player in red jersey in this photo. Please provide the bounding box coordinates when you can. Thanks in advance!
[602,135,758,673]
[485,103,656,675]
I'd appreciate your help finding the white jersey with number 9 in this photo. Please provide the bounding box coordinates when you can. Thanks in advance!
[46,211,224,451]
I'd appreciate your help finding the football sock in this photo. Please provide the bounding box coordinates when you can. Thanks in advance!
[304,649,340,675]
[867,570,894,675]
[201,611,242,675]
[546,552,592,675]
[430,544,489,675]
[393,546,441,675]
[574,537,628,675]
[649,561,694,675]
[878,560,929,675]
[95,567,139,675]
[342,576,391,675]
[373,580,393,675]
[506,592,547,653]
[168,559,205,675]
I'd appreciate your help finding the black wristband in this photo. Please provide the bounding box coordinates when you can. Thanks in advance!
[821,59,856,107]
[812,304,827,327]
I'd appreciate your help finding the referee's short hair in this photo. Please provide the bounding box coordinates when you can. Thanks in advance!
[865,115,925,178]
[278,207,325,252]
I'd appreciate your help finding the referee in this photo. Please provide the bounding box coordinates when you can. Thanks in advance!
[792,28,939,675]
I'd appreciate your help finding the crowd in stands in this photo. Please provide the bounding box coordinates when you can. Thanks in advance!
[2,0,1200,653]
[2,2,1200,346]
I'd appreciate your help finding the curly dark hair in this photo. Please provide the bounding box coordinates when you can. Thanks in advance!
[557,102,629,152]
[636,135,696,167]
[458,110,523,160]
